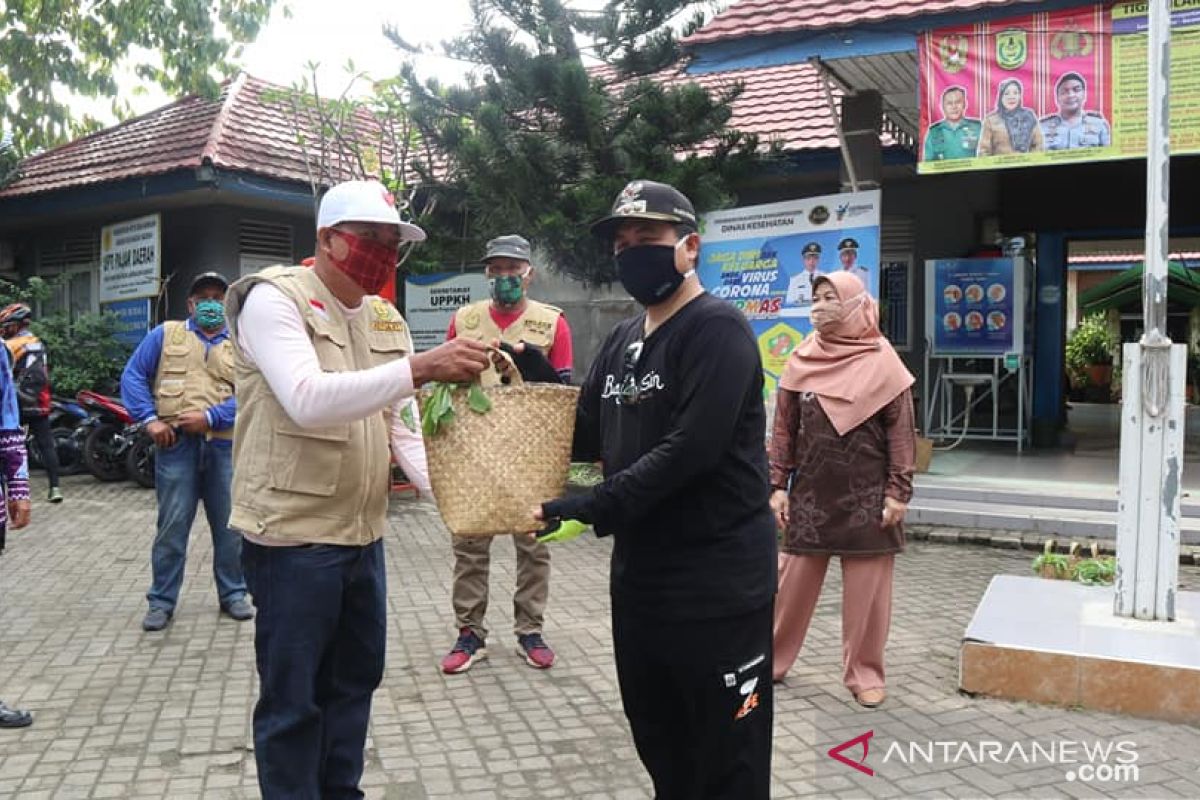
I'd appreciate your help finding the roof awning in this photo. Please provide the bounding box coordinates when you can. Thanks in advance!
[1080,263,1200,314]
[816,53,919,151]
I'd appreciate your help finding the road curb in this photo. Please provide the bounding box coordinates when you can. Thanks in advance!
[907,524,1200,564]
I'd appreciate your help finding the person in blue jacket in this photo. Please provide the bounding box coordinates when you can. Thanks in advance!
[120,272,251,632]
[0,344,33,727]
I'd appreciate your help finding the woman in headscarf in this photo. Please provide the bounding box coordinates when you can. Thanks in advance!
[769,272,915,708]
[978,79,1044,156]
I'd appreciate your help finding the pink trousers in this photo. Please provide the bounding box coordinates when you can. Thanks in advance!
[772,552,895,694]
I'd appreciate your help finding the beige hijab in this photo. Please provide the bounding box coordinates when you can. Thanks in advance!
[779,271,915,436]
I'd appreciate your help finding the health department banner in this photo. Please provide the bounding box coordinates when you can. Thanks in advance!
[918,0,1200,174]
[698,190,881,397]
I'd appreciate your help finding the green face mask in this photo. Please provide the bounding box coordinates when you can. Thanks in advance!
[194,299,225,329]
[489,274,526,306]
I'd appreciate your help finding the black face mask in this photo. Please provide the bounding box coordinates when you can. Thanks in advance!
[615,242,688,307]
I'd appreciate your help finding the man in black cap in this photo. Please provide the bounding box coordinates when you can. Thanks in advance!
[121,270,251,632]
[785,241,824,307]
[838,237,871,286]
[535,179,777,798]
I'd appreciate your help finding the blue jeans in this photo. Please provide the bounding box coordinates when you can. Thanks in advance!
[147,435,245,611]
[243,539,387,800]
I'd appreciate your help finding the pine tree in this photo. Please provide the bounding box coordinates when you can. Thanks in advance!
[397,0,767,283]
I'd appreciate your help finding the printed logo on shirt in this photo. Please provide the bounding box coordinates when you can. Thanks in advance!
[525,319,553,336]
[371,299,393,321]
[601,371,664,405]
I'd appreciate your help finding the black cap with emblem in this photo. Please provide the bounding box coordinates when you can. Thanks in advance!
[802,242,822,256]
[591,180,698,241]
[837,238,860,252]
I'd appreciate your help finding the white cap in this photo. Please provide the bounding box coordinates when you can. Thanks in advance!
[316,180,427,242]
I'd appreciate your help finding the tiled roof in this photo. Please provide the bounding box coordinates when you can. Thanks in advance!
[684,0,1036,46]
[595,61,890,152]
[2,62,868,201]
[0,74,383,199]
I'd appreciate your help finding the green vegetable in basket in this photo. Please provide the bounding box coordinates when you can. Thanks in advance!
[421,382,494,437]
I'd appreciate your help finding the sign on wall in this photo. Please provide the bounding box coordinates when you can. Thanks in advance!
[918,1,1200,174]
[99,214,161,302]
[698,190,882,396]
[103,297,152,349]
[404,271,490,352]
[925,258,1026,356]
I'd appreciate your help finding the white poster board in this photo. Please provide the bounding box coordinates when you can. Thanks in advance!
[99,214,161,302]
[404,271,489,352]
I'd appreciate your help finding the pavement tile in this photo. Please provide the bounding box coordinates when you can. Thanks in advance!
[0,478,1198,798]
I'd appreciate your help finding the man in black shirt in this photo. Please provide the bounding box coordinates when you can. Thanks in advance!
[538,180,777,799]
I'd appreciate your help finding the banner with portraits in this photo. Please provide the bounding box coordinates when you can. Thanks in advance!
[918,0,1200,173]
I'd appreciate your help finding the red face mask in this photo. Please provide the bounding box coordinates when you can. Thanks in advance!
[328,230,398,294]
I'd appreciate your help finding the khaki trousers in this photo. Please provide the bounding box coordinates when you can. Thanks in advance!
[772,552,895,694]
[451,533,550,638]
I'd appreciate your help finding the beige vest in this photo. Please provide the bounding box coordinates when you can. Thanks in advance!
[152,320,236,441]
[453,300,562,388]
[226,266,412,545]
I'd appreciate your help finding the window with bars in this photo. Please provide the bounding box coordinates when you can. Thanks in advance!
[239,219,293,277]
[880,217,915,351]
[36,232,100,319]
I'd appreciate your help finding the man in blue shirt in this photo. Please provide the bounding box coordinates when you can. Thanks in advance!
[121,272,250,632]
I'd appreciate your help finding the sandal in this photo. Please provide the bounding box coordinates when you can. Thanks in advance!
[0,700,32,728]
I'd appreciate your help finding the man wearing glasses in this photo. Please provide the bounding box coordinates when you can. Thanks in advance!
[536,180,777,799]
[225,180,491,798]
[440,235,573,674]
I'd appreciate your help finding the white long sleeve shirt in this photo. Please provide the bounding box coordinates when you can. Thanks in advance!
[236,282,432,501]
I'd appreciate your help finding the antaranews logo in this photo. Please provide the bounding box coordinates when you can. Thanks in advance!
[825,732,1140,786]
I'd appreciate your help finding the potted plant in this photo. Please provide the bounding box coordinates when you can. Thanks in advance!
[1031,540,1116,586]
[1065,314,1117,389]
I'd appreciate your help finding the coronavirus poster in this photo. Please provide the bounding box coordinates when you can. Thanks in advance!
[698,190,881,397]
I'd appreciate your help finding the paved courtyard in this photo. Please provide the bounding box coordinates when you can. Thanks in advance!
[1,475,1199,799]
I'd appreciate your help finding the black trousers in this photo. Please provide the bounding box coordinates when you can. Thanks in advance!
[613,601,774,800]
[243,540,387,800]
[25,413,58,488]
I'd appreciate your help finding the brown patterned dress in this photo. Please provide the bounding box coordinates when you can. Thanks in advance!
[769,388,916,556]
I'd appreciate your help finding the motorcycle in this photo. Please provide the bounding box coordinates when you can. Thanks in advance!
[76,390,137,482]
[25,396,90,476]
[122,423,155,489]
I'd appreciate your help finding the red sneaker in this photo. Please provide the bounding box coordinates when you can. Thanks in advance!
[517,633,556,669]
[441,628,487,674]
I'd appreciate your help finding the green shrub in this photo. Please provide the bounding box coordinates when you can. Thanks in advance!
[0,276,130,396]
[1065,313,1117,382]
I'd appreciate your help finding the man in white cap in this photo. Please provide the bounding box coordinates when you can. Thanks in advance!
[225,179,491,798]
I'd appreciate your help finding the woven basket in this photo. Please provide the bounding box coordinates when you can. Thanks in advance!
[425,381,580,536]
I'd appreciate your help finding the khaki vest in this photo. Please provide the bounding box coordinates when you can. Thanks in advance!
[453,300,562,388]
[225,265,412,545]
[152,321,236,441]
